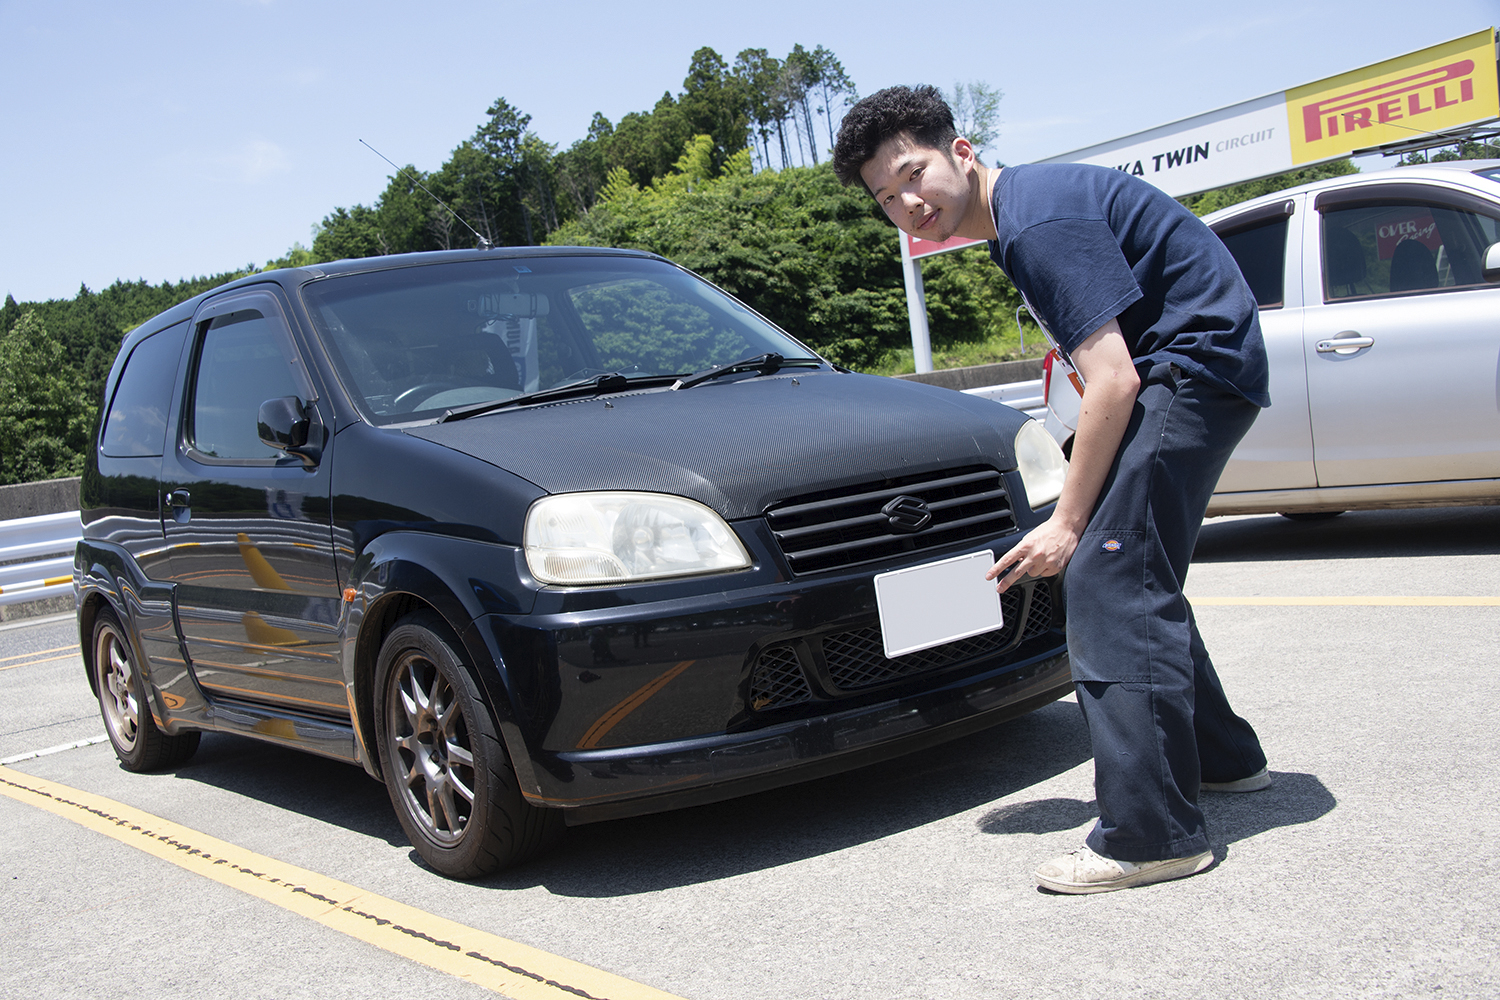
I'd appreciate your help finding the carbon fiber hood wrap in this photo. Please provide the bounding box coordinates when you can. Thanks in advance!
[404,371,1025,519]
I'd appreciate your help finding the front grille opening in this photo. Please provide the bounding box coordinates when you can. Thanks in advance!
[766,465,1017,575]
[745,581,1061,712]
[747,645,814,711]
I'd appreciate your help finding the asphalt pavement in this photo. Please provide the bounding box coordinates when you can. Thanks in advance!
[3,506,1498,999]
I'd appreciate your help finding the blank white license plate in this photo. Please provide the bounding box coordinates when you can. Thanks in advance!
[873,550,1002,658]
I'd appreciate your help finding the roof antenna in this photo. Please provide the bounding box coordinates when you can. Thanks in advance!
[359,139,492,250]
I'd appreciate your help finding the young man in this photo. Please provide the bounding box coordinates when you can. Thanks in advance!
[833,85,1271,894]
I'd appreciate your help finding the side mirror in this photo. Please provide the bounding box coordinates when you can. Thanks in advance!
[1484,241,1500,284]
[257,396,321,467]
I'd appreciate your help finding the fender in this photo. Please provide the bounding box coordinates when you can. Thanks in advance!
[341,530,541,786]
[73,538,208,736]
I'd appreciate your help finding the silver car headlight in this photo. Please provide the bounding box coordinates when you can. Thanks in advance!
[525,492,751,585]
[1014,419,1068,509]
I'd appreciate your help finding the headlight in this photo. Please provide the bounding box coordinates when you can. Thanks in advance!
[525,492,751,585]
[1014,419,1068,509]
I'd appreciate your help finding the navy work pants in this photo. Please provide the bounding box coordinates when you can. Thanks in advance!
[1064,362,1266,862]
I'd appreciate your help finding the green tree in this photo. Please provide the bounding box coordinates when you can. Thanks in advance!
[734,48,782,172]
[1398,137,1500,164]
[678,47,750,175]
[809,46,857,152]
[552,113,613,219]
[948,81,1003,155]
[0,311,96,485]
[1179,159,1359,216]
[548,141,1020,370]
[312,204,388,260]
[783,45,821,165]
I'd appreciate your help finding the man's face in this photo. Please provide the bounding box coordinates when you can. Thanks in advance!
[859,133,974,242]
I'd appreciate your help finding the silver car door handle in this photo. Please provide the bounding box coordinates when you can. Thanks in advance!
[1315,335,1374,354]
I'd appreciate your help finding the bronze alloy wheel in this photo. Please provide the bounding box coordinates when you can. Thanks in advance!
[95,612,142,755]
[91,607,199,771]
[374,614,561,878]
[385,643,478,847]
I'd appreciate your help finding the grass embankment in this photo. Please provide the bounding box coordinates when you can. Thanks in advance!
[860,327,1046,377]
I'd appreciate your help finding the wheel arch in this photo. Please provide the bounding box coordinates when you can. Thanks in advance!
[344,534,535,784]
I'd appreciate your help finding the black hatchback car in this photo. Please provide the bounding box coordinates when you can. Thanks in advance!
[75,247,1072,878]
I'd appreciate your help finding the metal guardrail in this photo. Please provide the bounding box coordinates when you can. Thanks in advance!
[962,378,1045,420]
[0,510,80,607]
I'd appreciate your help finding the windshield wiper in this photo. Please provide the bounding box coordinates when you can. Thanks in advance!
[671,353,822,390]
[439,372,674,422]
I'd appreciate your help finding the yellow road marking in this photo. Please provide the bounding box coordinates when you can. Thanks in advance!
[1191,596,1500,606]
[0,652,81,672]
[0,644,78,659]
[0,770,688,1000]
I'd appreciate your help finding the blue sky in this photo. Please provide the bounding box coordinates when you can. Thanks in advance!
[2,0,1494,302]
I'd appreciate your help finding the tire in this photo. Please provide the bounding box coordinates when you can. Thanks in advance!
[374,613,562,879]
[92,608,200,771]
[1278,510,1345,522]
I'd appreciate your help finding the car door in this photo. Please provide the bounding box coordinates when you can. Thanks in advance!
[158,287,347,718]
[1210,195,1317,493]
[1305,181,1500,487]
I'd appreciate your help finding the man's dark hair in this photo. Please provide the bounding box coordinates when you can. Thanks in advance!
[832,85,958,189]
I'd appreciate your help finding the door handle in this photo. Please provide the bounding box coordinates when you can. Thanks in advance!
[1315,334,1374,355]
[167,489,191,523]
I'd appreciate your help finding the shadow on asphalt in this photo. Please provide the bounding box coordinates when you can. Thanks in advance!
[974,771,1336,850]
[168,732,409,847]
[1193,506,1500,563]
[127,706,1334,890]
[489,697,1095,895]
[154,696,1094,890]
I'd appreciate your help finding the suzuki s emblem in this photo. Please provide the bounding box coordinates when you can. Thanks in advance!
[882,495,932,533]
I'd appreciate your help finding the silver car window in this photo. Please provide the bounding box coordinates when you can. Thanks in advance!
[1321,194,1500,301]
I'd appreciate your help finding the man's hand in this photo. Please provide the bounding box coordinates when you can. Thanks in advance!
[986,516,1080,592]
[986,316,1139,592]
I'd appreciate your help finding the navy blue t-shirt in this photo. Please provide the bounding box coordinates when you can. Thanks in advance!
[987,163,1269,407]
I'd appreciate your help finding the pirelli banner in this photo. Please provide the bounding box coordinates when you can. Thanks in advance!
[1037,29,1500,198]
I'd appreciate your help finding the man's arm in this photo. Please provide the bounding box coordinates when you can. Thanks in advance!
[987,317,1139,592]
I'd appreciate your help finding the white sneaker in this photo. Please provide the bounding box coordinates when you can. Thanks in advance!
[1201,766,1272,793]
[1035,845,1213,894]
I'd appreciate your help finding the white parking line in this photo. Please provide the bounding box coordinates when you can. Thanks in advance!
[0,735,108,766]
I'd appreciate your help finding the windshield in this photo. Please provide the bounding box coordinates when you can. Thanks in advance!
[301,255,817,424]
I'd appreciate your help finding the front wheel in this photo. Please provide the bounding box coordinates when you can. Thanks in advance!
[92,608,200,771]
[374,614,561,879]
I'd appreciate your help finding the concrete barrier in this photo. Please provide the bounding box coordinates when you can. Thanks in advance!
[0,477,81,520]
[893,358,1043,392]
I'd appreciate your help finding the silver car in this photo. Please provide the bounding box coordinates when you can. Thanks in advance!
[1041,160,1500,519]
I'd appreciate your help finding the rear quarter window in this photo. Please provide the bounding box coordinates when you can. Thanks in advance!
[99,321,188,457]
[1215,217,1289,309]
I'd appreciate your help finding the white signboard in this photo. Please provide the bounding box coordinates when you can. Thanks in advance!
[1035,28,1498,199]
[1038,92,1293,199]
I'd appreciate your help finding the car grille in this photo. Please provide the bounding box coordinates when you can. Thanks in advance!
[748,581,1058,712]
[765,465,1017,576]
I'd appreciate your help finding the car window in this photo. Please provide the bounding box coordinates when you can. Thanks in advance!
[1217,218,1289,309]
[302,256,811,423]
[1321,196,1500,302]
[187,309,303,461]
[100,321,188,457]
[568,278,748,375]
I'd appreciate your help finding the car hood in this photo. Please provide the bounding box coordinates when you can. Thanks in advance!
[404,370,1024,520]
